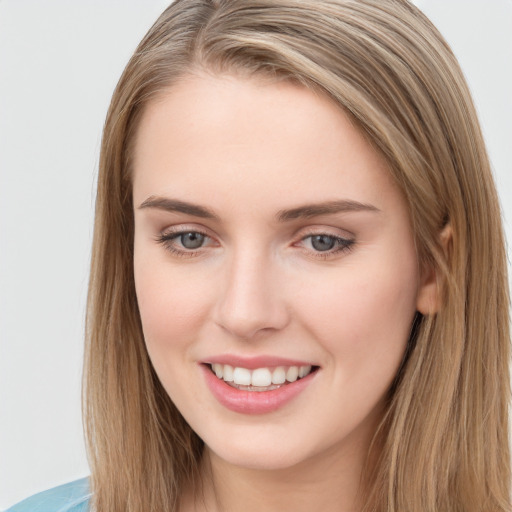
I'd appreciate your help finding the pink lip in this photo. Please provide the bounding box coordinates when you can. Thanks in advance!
[204,354,315,370]
[200,363,318,415]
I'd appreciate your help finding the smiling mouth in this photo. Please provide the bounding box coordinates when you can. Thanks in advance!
[207,363,319,392]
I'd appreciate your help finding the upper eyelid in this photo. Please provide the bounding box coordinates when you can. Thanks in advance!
[159,229,216,247]
[297,233,354,248]
[160,224,214,237]
[295,225,355,240]
[157,219,353,233]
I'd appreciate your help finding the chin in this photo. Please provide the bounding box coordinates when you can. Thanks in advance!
[211,443,310,471]
[201,423,327,472]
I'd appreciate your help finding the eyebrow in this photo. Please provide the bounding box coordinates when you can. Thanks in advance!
[139,196,219,219]
[276,200,380,221]
[138,196,380,221]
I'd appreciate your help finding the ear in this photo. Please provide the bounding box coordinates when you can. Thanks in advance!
[416,224,452,315]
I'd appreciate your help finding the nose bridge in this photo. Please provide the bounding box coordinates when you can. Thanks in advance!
[214,243,288,339]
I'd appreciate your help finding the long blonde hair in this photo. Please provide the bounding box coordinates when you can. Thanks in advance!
[84,1,511,510]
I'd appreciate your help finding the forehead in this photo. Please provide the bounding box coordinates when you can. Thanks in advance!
[131,73,400,216]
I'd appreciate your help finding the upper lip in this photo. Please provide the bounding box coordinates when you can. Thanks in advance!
[203,354,318,369]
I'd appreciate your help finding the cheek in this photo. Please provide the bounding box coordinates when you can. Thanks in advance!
[134,253,212,358]
[292,253,419,373]
[133,258,217,409]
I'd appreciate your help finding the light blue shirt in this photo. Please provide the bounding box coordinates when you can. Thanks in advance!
[5,479,90,512]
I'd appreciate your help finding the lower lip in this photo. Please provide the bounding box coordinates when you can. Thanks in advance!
[201,365,317,414]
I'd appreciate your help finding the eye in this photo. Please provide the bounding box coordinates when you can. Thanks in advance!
[299,233,354,256]
[178,231,206,249]
[156,228,216,257]
[309,234,337,252]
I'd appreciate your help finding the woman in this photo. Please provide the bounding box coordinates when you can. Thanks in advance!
[8,0,510,511]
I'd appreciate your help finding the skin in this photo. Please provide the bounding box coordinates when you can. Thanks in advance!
[132,73,436,512]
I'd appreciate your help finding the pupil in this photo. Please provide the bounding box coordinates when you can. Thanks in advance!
[181,232,204,249]
[311,235,335,251]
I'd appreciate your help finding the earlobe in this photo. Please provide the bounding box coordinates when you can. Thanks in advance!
[416,224,452,315]
[416,265,438,315]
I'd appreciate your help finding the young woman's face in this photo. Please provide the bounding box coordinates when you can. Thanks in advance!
[132,74,430,471]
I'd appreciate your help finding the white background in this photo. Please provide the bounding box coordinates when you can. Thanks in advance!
[1,1,511,509]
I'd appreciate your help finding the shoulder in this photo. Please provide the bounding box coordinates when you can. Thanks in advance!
[5,478,91,512]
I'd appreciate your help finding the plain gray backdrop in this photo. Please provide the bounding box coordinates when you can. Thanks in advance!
[1,0,511,509]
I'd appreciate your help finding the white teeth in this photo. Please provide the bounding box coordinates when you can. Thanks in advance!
[251,368,272,387]
[212,363,223,379]
[233,367,252,385]
[211,363,314,387]
[223,364,234,382]
[272,366,286,384]
[286,366,299,382]
[299,365,311,378]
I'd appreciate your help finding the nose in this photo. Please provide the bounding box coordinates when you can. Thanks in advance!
[213,249,290,340]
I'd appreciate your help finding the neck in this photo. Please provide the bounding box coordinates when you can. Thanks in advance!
[183,434,376,512]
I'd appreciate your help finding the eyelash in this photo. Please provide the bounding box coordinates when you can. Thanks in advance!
[155,228,214,259]
[155,229,355,259]
[297,232,355,259]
